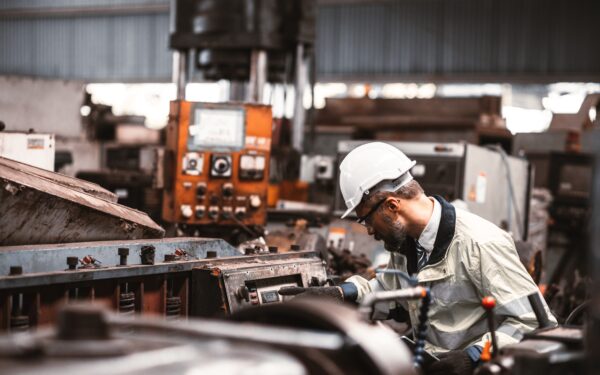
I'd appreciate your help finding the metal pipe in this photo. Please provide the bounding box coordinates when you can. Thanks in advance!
[248,49,268,103]
[173,50,188,100]
[307,52,317,154]
[359,286,427,321]
[292,44,307,151]
[109,314,345,351]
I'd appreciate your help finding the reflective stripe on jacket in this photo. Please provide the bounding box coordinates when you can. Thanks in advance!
[346,196,557,354]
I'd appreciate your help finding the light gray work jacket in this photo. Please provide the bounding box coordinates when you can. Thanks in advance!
[346,196,557,354]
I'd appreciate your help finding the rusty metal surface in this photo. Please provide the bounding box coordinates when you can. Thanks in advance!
[0,250,320,290]
[0,156,164,245]
[0,245,325,333]
[0,156,117,202]
[0,237,238,276]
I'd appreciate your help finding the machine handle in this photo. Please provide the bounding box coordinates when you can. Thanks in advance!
[527,292,552,329]
[481,296,499,358]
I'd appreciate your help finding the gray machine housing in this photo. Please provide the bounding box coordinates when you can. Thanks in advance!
[336,141,531,241]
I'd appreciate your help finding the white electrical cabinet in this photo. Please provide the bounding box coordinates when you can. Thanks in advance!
[0,132,55,171]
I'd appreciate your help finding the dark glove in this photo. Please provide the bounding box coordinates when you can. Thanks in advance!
[278,286,344,302]
[425,350,474,375]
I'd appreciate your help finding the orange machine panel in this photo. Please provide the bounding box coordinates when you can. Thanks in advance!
[162,101,272,227]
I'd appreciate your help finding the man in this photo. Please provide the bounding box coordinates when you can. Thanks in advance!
[281,142,556,375]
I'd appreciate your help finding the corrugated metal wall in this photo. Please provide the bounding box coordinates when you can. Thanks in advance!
[0,0,171,82]
[0,15,170,82]
[316,0,600,82]
[0,0,598,83]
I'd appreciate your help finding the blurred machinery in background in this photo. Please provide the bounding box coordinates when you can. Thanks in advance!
[76,93,165,221]
[77,145,165,222]
[472,130,600,375]
[513,130,594,322]
[169,0,314,87]
[299,96,512,208]
[314,96,511,152]
[168,0,314,134]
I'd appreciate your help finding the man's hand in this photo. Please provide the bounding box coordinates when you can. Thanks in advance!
[278,286,344,302]
[425,350,474,375]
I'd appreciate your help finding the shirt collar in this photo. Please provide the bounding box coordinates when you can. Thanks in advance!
[417,197,441,254]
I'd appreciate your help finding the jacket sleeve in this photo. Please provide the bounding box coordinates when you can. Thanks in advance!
[466,236,557,350]
[344,254,408,320]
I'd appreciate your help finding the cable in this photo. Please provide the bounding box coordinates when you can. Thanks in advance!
[413,289,431,370]
[230,213,261,239]
[565,300,590,326]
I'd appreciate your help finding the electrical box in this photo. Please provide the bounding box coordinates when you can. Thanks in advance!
[162,101,272,229]
[0,132,55,171]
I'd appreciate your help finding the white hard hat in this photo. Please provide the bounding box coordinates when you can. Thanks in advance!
[339,142,416,218]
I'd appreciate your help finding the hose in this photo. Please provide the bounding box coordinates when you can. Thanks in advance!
[413,288,431,370]
[565,300,590,326]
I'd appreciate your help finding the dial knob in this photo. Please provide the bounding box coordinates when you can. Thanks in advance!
[180,205,193,219]
[222,183,234,197]
[249,195,261,209]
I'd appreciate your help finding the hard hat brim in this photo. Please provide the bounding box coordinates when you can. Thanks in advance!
[341,206,354,219]
[339,161,416,219]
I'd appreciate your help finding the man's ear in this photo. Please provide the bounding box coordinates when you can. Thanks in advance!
[385,197,402,212]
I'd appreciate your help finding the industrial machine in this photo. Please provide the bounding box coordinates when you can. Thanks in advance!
[191,250,326,316]
[161,0,315,244]
[474,294,586,375]
[161,101,272,243]
[313,96,512,153]
[335,141,531,241]
[0,300,415,375]
[512,131,594,321]
[0,237,326,332]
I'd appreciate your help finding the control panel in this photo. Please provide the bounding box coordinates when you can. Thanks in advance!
[190,253,328,316]
[162,101,272,227]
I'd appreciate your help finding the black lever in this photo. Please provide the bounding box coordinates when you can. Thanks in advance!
[527,292,552,329]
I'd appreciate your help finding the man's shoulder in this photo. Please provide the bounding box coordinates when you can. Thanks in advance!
[453,208,513,247]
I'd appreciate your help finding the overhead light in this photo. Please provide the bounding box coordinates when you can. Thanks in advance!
[80,105,91,117]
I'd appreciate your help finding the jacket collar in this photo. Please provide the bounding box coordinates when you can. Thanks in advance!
[426,195,456,266]
[400,195,456,274]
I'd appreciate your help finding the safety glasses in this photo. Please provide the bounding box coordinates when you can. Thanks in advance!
[356,197,387,226]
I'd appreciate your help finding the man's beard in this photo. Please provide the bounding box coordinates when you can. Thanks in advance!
[381,217,407,252]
